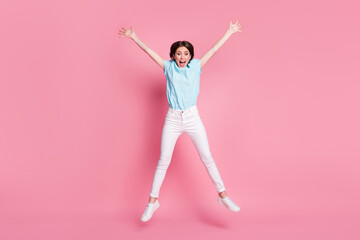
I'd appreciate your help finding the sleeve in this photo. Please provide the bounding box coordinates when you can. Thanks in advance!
[194,59,202,74]
[199,59,202,74]
[164,60,169,75]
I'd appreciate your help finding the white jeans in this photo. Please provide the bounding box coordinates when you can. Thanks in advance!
[149,105,226,198]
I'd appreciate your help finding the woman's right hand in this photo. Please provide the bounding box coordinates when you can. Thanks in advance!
[119,26,136,39]
[118,26,165,69]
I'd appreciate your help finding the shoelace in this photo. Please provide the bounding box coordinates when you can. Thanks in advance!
[144,205,151,215]
[144,203,155,215]
[222,197,235,206]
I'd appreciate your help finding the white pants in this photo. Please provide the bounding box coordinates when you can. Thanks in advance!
[149,105,226,198]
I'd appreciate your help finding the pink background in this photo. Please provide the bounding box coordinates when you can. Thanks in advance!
[1,0,359,239]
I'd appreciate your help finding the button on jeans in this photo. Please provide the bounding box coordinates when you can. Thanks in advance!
[149,105,226,198]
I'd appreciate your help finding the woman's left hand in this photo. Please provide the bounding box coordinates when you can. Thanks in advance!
[228,20,242,34]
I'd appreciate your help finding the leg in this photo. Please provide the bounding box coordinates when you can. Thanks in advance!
[185,117,226,195]
[149,117,182,200]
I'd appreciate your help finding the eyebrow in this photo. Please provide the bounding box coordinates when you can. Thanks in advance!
[176,51,190,53]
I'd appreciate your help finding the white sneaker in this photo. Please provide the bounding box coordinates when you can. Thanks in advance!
[218,196,240,212]
[141,200,160,222]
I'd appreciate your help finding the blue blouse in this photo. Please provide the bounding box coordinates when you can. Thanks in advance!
[163,59,202,110]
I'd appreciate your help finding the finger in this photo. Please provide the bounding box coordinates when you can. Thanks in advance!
[236,20,239,24]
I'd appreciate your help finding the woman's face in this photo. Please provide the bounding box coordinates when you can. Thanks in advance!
[173,46,191,68]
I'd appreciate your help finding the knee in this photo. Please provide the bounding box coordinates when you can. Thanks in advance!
[201,154,215,165]
[156,154,172,169]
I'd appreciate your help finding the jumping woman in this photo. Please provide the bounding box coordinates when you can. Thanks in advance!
[119,20,242,222]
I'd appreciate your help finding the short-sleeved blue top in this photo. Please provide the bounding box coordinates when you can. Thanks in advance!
[163,58,202,110]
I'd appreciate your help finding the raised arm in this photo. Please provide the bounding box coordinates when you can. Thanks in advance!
[119,26,165,70]
[200,20,242,68]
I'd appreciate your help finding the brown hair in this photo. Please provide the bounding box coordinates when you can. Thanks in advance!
[169,41,194,62]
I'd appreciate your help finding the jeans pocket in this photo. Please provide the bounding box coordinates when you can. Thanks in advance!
[190,111,200,118]
[166,110,174,118]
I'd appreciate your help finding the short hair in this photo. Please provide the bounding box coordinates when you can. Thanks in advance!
[169,41,194,62]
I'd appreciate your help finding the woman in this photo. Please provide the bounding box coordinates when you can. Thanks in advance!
[119,20,242,222]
